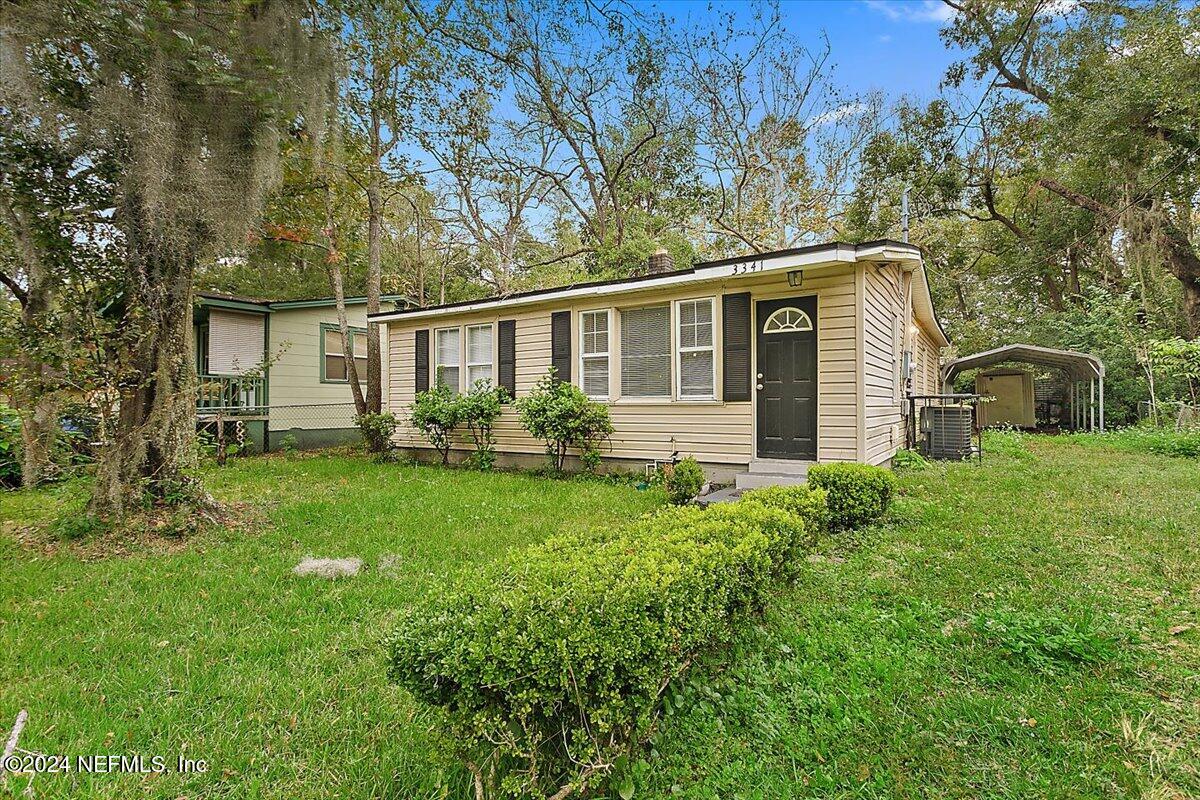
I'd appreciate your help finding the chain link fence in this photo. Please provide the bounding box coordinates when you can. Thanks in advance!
[1138,400,1200,428]
[197,402,363,453]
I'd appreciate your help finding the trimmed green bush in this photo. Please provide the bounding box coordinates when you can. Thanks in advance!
[354,411,398,454]
[740,483,829,540]
[807,462,897,530]
[515,369,613,472]
[409,383,461,465]
[665,456,705,504]
[457,380,508,470]
[387,500,808,799]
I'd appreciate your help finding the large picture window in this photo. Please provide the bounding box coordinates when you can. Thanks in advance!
[435,327,461,393]
[322,325,367,383]
[620,305,671,398]
[580,309,610,399]
[676,298,715,399]
[466,324,493,388]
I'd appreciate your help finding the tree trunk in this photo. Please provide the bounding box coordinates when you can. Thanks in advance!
[88,266,205,519]
[2,194,63,487]
[327,258,368,416]
[365,87,384,415]
[19,391,59,487]
[1157,218,1200,338]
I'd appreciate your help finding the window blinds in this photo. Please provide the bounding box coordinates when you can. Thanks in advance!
[580,310,609,398]
[467,324,493,387]
[436,328,460,392]
[620,305,670,397]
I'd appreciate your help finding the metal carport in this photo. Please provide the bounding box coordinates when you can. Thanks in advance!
[941,344,1105,431]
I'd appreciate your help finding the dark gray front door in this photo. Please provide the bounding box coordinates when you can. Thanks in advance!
[756,296,818,459]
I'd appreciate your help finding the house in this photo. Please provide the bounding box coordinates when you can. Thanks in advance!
[370,240,949,485]
[194,292,404,452]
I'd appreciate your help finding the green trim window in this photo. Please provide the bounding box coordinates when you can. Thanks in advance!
[320,323,368,383]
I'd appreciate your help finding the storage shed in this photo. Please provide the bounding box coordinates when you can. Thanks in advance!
[975,369,1035,428]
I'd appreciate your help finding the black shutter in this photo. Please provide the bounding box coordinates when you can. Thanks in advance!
[722,293,752,401]
[414,329,430,393]
[498,319,516,398]
[551,310,571,382]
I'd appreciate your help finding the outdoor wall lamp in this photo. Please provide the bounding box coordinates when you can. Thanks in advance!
[787,270,803,288]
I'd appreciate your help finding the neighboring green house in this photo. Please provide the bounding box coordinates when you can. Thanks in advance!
[194,292,405,451]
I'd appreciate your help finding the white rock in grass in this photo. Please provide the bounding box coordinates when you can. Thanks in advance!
[293,557,362,579]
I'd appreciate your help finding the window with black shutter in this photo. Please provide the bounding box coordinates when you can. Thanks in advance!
[550,310,571,382]
[498,320,516,398]
[414,329,430,393]
[722,293,752,401]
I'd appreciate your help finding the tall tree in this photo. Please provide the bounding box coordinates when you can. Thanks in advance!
[3,0,331,518]
[680,5,876,255]
[0,108,116,485]
[334,0,445,414]
[941,0,1200,334]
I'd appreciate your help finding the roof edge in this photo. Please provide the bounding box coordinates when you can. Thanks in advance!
[369,240,924,323]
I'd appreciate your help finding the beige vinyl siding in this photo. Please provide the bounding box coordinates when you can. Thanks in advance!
[389,290,752,465]
[207,309,266,375]
[267,305,383,431]
[388,263,861,466]
[913,329,941,395]
[862,264,903,465]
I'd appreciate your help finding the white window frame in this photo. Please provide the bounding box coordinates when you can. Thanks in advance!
[674,297,716,400]
[579,308,611,400]
[435,326,461,393]
[619,303,673,399]
[465,323,494,389]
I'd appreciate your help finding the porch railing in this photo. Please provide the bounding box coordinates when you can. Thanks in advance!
[196,373,266,414]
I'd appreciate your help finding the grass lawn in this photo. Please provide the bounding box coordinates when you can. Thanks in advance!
[2,435,1198,798]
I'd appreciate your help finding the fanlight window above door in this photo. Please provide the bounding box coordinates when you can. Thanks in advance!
[762,307,813,334]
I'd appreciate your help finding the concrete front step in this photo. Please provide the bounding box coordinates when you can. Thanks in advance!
[748,457,814,476]
[734,470,809,490]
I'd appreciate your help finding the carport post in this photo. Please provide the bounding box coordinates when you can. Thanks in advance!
[1099,378,1105,431]
[1090,378,1096,431]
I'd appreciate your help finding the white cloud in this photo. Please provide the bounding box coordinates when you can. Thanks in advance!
[878,34,893,43]
[809,102,871,127]
[863,0,956,24]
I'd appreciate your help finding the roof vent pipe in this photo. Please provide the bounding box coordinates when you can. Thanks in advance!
[647,247,674,275]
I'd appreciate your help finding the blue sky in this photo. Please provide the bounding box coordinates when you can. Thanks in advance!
[658,0,963,101]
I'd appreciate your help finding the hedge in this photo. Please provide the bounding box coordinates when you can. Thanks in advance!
[740,483,830,541]
[386,500,813,799]
[807,462,897,530]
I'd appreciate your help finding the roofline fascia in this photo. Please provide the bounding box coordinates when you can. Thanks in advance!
[268,294,405,310]
[197,297,272,314]
[369,242,922,324]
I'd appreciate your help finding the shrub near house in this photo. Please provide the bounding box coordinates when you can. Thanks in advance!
[808,462,898,530]
[387,465,896,799]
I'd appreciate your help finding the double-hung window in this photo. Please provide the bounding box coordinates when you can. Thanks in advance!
[676,298,715,399]
[580,309,610,399]
[435,327,461,393]
[466,324,493,388]
[620,305,671,398]
[323,326,368,383]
